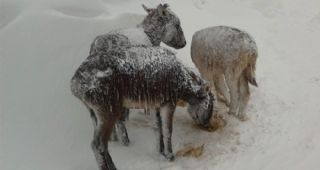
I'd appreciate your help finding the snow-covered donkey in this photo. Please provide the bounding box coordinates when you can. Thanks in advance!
[70,46,214,170]
[191,26,258,121]
[89,3,187,145]
[90,3,186,54]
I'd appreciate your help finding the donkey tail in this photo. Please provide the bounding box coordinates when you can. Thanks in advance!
[245,54,258,87]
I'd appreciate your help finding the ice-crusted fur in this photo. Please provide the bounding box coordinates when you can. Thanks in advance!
[191,26,258,121]
[89,3,186,55]
[70,46,214,170]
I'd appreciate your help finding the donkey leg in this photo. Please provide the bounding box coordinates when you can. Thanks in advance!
[110,125,118,142]
[160,104,175,161]
[88,108,98,126]
[154,108,164,154]
[225,70,240,116]
[110,108,129,143]
[91,109,118,170]
[238,73,250,121]
[88,107,102,145]
[115,108,130,146]
[214,74,230,106]
[91,106,116,142]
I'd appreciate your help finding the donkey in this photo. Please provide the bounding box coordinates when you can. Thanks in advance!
[71,46,214,170]
[89,4,187,145]
[90,3,186,54]
[191,26,258,121]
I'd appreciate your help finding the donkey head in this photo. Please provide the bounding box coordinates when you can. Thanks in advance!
[141,4,186,49]
[185,71,214,127]
[187,85,214,127]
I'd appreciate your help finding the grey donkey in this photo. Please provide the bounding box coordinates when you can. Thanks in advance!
[191,26,258,121]
[90,3,186,54]
[71,46,214,170]
[89,4,187,145]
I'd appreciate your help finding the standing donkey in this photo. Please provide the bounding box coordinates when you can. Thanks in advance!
[71,46,214,170]
[90,3,186,54]
[191,26,258,121]
[89,4,186,145]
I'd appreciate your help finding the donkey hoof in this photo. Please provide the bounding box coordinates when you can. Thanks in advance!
[120,137,130,146]
[238,114,249,121]
[163,153,175,161]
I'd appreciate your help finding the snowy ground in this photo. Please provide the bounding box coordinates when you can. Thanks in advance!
[1,0,320,170]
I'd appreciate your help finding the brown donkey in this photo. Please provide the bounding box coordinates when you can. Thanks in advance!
[71,46,214,170]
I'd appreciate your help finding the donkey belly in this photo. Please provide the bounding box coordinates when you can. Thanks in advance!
[123,98,161,109]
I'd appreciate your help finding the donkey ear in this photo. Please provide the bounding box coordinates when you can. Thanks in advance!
[163,3,169,8]
[142,4,152,14]
[157,4,167,16]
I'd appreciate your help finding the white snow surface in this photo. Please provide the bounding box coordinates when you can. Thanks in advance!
[1,0,320,170]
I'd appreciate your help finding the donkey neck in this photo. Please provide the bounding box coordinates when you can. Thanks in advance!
[138,23,163,46]
[177,70,204,106]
